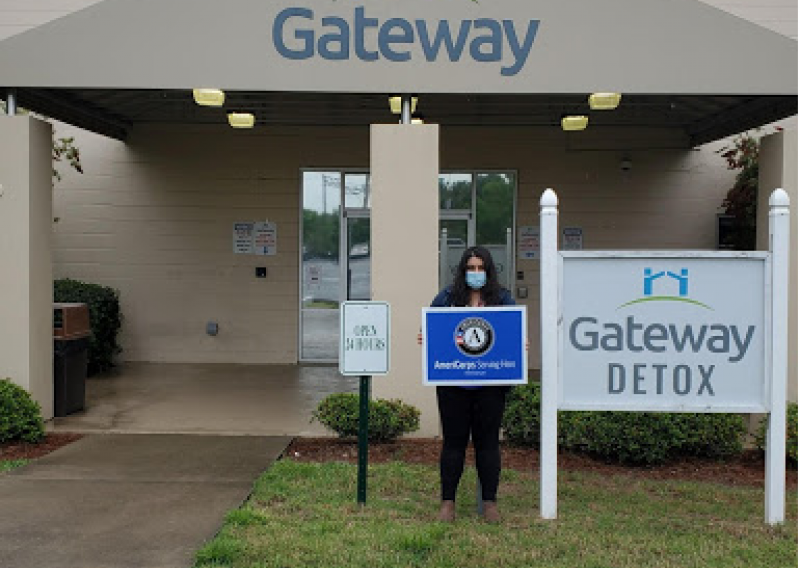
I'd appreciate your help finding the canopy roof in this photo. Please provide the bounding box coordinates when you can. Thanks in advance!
[0,0,795,143]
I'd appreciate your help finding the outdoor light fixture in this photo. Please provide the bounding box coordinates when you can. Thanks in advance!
[561,115,589,131]
[193,88,225,107]
[388,96,418,114]
[228,112,255,128]
[588,92,622,110]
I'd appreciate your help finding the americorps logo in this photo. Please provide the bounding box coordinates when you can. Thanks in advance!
[271,6,540,76]
[616,267,713,310]
[454,317,495,357]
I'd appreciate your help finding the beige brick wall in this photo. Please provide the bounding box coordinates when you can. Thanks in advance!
[51,123,736,365]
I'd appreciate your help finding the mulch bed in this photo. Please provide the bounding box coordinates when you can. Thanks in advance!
[0,432,83,462]
[286,437,798,489]
[2,434,796,491]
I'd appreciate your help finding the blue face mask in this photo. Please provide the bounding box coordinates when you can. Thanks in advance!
[466,271,487,290]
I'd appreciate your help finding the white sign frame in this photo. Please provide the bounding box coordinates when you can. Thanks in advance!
[339,301,390,376]
[538,188,790,526]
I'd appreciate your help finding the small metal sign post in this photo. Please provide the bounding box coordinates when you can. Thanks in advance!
[340,301,390,506]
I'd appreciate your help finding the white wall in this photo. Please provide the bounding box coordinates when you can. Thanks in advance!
[0,116,54,418]
[0,0,795,42]
[0,0,104,41]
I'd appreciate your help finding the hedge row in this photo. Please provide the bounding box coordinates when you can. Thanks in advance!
[502,382,753,466]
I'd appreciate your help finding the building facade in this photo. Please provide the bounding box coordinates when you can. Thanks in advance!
[0,0,796,434]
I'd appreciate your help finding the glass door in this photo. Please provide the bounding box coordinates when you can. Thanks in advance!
[345,216,371,300]
[439,217,473,289]
[300,170,371,362]
[301,172,342,361]
[438,171,516,291]
[476,173,516,289]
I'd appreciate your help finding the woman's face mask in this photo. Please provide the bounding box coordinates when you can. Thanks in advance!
[466,270,487,290]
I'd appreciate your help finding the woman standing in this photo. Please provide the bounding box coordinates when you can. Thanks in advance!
[425,246,516,523]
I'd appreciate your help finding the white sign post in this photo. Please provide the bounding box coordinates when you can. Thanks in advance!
[766,189,790,525]
[539,188,790,525]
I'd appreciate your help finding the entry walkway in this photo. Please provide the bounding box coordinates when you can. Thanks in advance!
[0,434,291,568]
[51,362,358,436]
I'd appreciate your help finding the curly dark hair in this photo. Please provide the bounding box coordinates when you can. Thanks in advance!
[450,246,504,306]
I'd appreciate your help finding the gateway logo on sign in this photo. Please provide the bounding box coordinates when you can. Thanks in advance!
[272,7,540,76]
[616,268,713,310]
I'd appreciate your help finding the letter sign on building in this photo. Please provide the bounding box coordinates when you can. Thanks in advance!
[559,254,768,412]
[272,6,540,76]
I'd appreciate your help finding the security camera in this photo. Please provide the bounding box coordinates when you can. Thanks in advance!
[620,158,633,171]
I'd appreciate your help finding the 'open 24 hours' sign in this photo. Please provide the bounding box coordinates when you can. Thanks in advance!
[340,302,390,376]
[423,307,527,386]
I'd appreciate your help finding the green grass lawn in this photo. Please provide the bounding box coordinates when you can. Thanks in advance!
[195,460,797,568]
[0,459,27,473]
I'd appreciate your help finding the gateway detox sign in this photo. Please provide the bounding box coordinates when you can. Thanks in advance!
[559,253,768,412]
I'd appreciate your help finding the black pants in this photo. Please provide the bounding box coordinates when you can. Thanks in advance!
[436,386,507,502]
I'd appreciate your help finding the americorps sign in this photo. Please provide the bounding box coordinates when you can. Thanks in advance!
[423,307,527,386]
[560,253,768,412]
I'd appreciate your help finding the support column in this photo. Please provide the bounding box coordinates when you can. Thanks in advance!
[0,116,54,419]
[370,124,439,436]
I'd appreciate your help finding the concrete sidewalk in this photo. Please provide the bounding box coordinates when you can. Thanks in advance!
[0,434,291,568]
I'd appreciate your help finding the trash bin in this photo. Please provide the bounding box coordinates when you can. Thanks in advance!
[53,303,91,417]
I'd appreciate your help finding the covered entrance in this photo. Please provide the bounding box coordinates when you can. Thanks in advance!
[0,0,794,435]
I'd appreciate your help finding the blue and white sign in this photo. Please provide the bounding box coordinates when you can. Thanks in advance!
[423,307,527,386]
[559,253,768,412]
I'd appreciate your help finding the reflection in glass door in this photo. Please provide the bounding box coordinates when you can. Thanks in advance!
[439,218,471,289]
[346,216,370,301]
[438,172,516,291]
[301,172,342,361]
[300,170,371,362]
[476,173,516,290]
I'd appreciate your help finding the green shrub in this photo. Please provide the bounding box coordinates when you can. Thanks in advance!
[502,382,746,465]
[0,379,45,444]
[312,393,420,442]
[54,278,122,376]
[502,382,542,447]
[755,403,798,466]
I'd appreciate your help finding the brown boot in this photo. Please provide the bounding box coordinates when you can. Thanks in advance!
[482,501,500,523]
[438,500,456,522]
